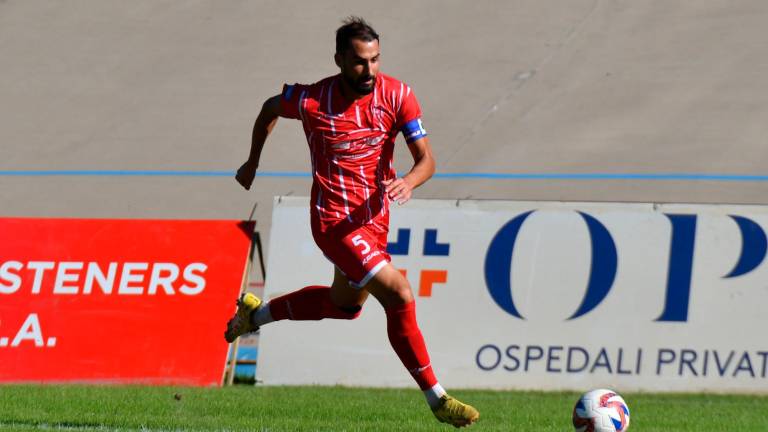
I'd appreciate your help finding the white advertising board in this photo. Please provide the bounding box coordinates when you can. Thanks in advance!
[258,197,768,392]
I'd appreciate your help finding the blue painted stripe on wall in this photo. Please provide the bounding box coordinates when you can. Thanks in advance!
[1,170,767,182]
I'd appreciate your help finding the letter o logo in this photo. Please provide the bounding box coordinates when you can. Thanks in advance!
[484,211,618,320]
[476,344,502,371]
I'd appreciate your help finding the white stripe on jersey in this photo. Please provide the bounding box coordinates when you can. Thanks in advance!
[347,168,359,219]
[379,79,386,127]
[355,105,361,127]
[376,155,386,218]
[328,80,336,135]
[360,164,372,223]
[372,88,383,131]
[316,188,324,214]
[308,135,325,214]
[298,90,307,121]
[326,158,337,219]
[308,132,316,171]
[336,163,352,221]
[398,83,404,111]
[327,80,334,114]
[406,86,411,97]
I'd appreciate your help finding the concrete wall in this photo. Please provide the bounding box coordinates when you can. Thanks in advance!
[2,0,767,251]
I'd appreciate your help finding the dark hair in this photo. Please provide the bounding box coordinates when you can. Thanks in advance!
[335,16,379,54]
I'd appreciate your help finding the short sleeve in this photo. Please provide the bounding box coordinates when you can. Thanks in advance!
[397,86,427,144]
[279,83,308,120]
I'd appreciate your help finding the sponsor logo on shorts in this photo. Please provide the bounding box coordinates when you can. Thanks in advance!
[362,250,382,265]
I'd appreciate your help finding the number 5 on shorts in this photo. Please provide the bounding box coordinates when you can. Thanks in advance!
[351,234,371,255]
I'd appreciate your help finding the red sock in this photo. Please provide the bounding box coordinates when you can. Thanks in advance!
[385,301,438,390]
[269,285,362,321]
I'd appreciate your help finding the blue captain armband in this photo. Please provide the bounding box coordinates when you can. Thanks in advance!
[283,84,295,100]
[401,118,427,144]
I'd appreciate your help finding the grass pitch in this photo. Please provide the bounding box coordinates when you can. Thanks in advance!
[0,385,766,431]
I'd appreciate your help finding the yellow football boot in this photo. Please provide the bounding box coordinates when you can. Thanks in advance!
[224,292,262,343]
[432,395,480,428]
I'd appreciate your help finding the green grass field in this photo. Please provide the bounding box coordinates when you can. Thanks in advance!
[1,385,767,431]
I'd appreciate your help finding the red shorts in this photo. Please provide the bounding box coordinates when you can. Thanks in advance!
[312,220,391,288]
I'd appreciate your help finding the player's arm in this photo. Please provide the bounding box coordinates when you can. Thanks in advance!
[383,136,435,205]
[236,95,282,190]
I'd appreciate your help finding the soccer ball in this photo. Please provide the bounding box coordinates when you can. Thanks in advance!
[572,389,630,432]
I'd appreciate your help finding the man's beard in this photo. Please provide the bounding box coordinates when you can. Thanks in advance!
[343,72,376,95]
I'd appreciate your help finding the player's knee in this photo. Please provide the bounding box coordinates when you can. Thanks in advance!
[338,304,363,319]
[391,281,414,304]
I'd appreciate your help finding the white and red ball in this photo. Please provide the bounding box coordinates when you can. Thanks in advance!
[572,389,630,432]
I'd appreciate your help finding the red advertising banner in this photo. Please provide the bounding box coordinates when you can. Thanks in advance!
[0,218,252,386]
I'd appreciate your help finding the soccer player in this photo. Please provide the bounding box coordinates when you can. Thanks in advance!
[226,17,479,428]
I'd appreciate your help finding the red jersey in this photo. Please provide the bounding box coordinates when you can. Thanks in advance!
[280,73,427,233]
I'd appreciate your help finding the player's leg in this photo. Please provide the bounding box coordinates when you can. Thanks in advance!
[364,264,479,427]
[261,266,368,322]
[224,268,367,343]
[225,219,380,343]
[329,266,370,315]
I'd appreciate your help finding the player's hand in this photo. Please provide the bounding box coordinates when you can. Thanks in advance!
[236,161,258,190]
[382,177,413,205]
